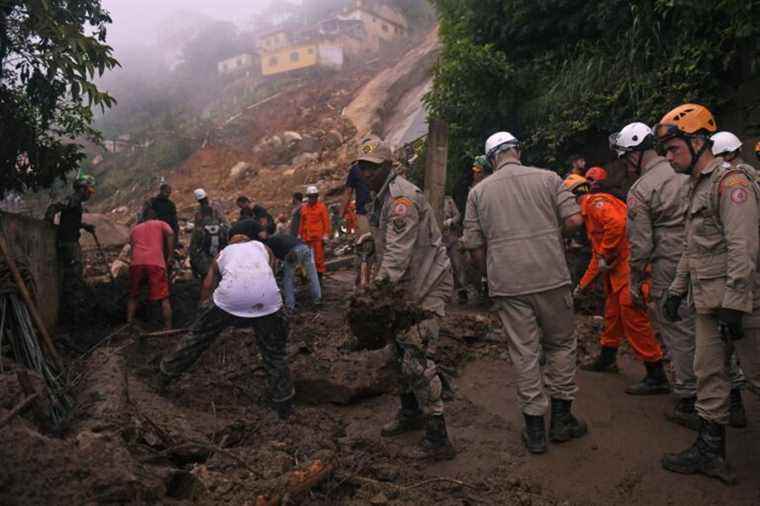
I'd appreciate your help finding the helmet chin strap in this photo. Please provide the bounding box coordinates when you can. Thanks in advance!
[686,136,709,172]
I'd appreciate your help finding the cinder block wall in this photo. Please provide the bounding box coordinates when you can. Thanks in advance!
[0,211,59,332]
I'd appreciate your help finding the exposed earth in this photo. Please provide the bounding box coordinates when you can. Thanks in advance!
[2,268,758,505]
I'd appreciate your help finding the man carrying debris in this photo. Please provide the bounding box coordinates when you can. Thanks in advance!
[357,137,456,460]
[127,208,175,330]
[463,132,587,455]
[262,229,322,312]
[190,190,229,280]
[44,173,97,321]
[289,192,304,237]
[160,235,294,419]
[298,186,330,278]
[609,122,747,429]
[656,104,760,484]
[236,195,275,234]
[566,174,670,395]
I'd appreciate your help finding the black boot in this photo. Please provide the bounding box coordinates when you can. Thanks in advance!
[662,418,736,485]
[410,415,456,460]
[625,360,671,395]
[729,389,747,428]
[581,346,618,373]
[665,397,700,431]
[381,392,425,437]
[522,414,547,454]
[273,398,294,420]
[549,398,588,443]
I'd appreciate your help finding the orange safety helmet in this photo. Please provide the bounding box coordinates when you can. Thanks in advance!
[584,166,607,182]
[653,103,717,141]
[755,140,760,162]
[564,174,590,195]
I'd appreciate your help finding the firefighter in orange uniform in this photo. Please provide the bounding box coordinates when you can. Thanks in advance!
[565,175,670,395]
[299,185,331,276]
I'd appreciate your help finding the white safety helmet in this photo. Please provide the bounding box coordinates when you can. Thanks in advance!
[194,188,207,201]
[711,131,742,156]
[306,185,319,196]
[485,131,519,161]
[609,122,654,158]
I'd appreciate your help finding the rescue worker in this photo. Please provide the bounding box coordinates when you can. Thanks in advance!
[236,195,275,234]
[193,188,229,227]
[657,104,760,484]
[45,173,96,322]
[609,122,746,428]
[568,154,588,176]
[453,155,491,220]
[358,137,456,460]
[710,131,745,168]
[463,132,587,455]
[160,235,294,419]
[567,175,670,395]
[289,192,303,237]
[189,202,229,280]
[298,186,330,277]
[443,196,478,304]
[143,180,179,236]
[584,166,608,183]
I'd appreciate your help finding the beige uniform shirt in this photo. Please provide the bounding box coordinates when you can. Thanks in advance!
[670,158,760,314]
[463,161,580,296]
[626,156,690,298]
[372,172,453,311]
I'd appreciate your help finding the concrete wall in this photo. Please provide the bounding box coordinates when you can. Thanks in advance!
[0,211,59,332]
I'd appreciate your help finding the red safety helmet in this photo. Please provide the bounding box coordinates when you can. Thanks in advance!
[585,166,607,182]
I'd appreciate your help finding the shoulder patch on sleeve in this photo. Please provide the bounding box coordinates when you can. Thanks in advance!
[729,187,749,205]
[719,172,750,194]
[392,197,414,216]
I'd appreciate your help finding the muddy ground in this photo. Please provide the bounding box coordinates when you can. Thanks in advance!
[1,269,759,505]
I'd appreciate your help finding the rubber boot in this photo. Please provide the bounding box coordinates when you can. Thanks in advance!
[581,346,618,373]
[665,397,701,431]
[549,398,588,443]
[662,418,736,485]
[274,399,293,420]
[625,360,671,395]
[729,389,747,428]
[521,414,547,454]
[409,415,456,460]
[381,392,425,437]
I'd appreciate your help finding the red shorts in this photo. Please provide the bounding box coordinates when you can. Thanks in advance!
[129,265,169,301]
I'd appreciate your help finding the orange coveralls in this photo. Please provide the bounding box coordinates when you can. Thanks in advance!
[579,193,663,363]
[299,201,331,273]
[343,201,357,235]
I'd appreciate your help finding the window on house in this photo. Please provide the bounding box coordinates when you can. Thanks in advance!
[307,48,315,55]
[290,51,300,62]
[269,56,278,66]
[382,24,388,32]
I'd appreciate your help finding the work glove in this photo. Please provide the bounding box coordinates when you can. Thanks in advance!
[717,308,744,341]
[662,294,683,322]
[598,256,613,273]
[572,285,583,299]
[83,223,96,234]
[443,218,455,228]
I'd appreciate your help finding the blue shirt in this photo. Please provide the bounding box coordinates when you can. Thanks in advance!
[346,165,369,215]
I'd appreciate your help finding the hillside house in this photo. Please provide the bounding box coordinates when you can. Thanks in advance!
[337,0,408,52]
[260,42,343,77]
[218,53,256,76]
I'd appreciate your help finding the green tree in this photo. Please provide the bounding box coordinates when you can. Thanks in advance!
[0,0,118,194]
[427,0,760,180]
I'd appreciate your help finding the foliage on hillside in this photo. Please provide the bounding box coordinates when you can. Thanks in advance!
[0,0,118,194]
[425,0,760,176]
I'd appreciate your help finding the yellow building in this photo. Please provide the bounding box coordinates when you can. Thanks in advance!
[261,43,319,77]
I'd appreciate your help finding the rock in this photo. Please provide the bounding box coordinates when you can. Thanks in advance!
[370,492,389,505]
[282,131,303,146]
[299,134,322,153]
[80,213,130,250]
[229,161,256,180]
[292,152,319,166]
[324,129,344,149]
[111,206,128,214]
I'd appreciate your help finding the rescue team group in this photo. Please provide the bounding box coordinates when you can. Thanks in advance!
[47,103,760,484]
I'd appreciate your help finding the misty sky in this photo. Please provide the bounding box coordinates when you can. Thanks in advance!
[102,0,300,47]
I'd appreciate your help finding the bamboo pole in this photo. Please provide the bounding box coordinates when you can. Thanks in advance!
[0,233,61,368]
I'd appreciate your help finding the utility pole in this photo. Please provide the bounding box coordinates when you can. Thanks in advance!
[423,118,448,227]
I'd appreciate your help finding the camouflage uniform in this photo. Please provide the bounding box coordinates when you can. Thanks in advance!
[627,156,744,399]
[189,207,229,280]
[371,171,454,417]
[161,302,294,403]
[669,158,760,423]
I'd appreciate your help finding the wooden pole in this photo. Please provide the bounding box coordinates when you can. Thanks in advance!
[0,233,62,368]
[423,118,449,228]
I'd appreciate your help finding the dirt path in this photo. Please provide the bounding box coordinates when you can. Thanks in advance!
[458,355,760,505]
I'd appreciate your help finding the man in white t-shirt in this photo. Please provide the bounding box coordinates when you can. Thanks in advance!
[160,235,294,419]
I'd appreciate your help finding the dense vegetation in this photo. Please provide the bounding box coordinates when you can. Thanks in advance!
[425,0,760,177]
[0,0,118,194]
